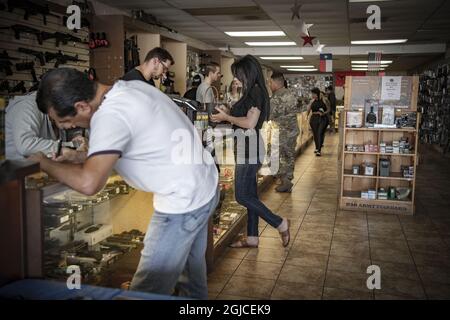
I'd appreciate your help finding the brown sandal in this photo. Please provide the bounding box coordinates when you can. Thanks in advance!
[229,238,258,248]
[279,219,291,247]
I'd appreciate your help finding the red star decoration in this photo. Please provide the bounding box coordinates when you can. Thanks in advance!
[301,36,315,46]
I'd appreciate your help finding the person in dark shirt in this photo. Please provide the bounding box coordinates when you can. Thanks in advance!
[122,47,174,87]
[307,87,330,156]
[183,75,202,101]
[211,55,290,249]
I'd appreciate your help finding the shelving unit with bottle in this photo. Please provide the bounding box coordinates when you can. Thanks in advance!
[339,76,419,215]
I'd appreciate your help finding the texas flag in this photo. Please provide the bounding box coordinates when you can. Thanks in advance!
[319,53,333,72]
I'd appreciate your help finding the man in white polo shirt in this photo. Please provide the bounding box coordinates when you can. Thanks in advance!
[30,68,219,299]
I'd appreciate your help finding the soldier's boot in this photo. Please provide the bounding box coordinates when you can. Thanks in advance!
[275,178,293,193]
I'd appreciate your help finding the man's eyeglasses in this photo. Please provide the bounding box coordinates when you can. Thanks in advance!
[159,60,170,72]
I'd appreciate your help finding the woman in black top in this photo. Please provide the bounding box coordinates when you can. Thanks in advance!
[307,87,330,156]
[211,55,290,248]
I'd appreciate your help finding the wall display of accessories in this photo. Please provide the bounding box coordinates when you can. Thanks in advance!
[124,35,140,73]
[286,75,333,98]
[340,76,419,215]
[0,96,5,163]
[186,49,200,87]
[419,63,450,154]
[285,75,333,110]
[0,1,90,94]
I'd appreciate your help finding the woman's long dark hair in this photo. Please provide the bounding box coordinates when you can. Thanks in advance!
[231,55,270,120]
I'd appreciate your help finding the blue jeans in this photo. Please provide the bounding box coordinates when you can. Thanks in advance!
[130,188,219,299]
[235,164,283,237]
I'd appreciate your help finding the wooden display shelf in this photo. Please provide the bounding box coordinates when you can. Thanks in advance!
[343,170,377,179]
[345,127,417,132]
[343,170,414,181]
[342,190,412,203]
[340,75,419,215]
[344,151,379,155]
[344,151,414,157]
[379,173,414,181]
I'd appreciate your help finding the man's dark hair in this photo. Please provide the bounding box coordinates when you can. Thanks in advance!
[271,71,285,84]
[144,47,175,65]
[36,68,97,117]
[326,85,334,91]
[202,62,220,77]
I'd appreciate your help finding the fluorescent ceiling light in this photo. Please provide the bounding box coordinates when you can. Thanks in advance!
[352,64,389,68]
[352,60,393,64]
[351,39,407,45]
[245,42,296,46]
[281,65,315,68]
[352,68,386,71]
[260,56,303,60]
[349,0,392,2]
[287,68,318,72]
[225,31,285,37]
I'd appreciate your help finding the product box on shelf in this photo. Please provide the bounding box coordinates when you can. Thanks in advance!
[379,142,386,154]
[401,165,414,179]
[381,106,396,127]
[368,189,377,200]
[378,188,389,200]
[346,110,364,128]
[379,158,390,177]
[363,162,376,176]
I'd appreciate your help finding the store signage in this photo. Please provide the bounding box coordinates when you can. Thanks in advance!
[381,76,402,100]
[343,199,410,213]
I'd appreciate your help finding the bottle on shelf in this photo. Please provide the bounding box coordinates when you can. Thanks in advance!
[366,105,377,126]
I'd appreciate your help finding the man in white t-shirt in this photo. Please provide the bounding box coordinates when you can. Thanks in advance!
[30,68,219,299]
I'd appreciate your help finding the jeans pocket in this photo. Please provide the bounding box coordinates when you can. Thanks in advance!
[182,210,206,233]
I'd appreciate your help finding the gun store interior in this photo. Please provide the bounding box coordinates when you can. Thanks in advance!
[0,0,450,304]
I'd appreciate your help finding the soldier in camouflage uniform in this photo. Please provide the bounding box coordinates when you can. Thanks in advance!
[269,72,299,193]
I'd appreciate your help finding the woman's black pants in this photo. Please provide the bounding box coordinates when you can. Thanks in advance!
[310,115,326,151]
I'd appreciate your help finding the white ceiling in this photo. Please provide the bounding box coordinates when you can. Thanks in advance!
[98,0,450,72]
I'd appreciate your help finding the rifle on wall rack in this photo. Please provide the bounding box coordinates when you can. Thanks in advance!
[10,81,27,94]
[18,47,46,66]
[41,32,87,47]
[15,61,38,83]
[0,24,51,45]
[3,0,60,25]
[44,51,86,68]
[0,50,20,76]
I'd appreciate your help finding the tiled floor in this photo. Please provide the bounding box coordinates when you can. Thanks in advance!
[208,133,450,300]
